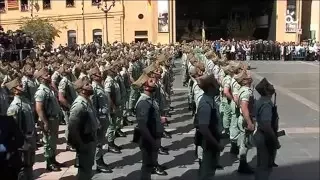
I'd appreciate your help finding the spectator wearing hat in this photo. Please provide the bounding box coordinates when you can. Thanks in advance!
[34,68,64,171]
[254,78,280,180]
[68,78,99,180]
[195,74,223,180]
[134,72,168,179]
[88,66,113,173]
[6,78,36,180]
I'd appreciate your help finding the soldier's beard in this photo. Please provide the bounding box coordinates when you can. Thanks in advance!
[83,89,94,96]
[144,86,156,93]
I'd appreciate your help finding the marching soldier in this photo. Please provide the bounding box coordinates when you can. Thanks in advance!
[234,70,255,174]
[34,68,65,171]
[104,65,123,153]
[254,78,280,180]
[6,78,36,180]
[89,66,113,173]
[57,63,78,151]
[196,74,223,180]
[68,78,99,180]
[220,64,234,135]
[134,72,168,180]
[128,51,143,116]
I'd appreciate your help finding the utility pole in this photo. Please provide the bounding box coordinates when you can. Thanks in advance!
[98,0,115,44]
[82,0,86,44]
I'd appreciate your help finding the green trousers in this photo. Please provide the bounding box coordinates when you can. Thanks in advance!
[129,86,140,110]
[199,146,218,180]
[220,101,232,130]
[43,118,59,158]
[77,141,96,180]
[229,101,240,142]
[106,108,121,142]
[62,110,70,141]
[95,116,109,161]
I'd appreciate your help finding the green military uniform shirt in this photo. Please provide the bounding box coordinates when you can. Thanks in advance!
[34,84,61,118]
[92,81,110,118]
[58,76,78,104]
[104,76,121,106]
[69,95,100,144]
[221,75,232,103]
[7,96,35,134]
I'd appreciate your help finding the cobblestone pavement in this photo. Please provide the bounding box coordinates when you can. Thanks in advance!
[34,60,320,180]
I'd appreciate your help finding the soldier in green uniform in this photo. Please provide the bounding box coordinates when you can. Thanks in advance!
[34,68,65,171]
[234,70,255,174]
[229,65,243,155]
[89,66,113,173]
[128,51,143,115]
[6,78,36,180]
[196,74,223,180]
[220,64,235,135]
[134,72,167,180]
[104,65,123,153]
[114,63,130,129]
[68,78,99,180]
[57,64,78,151]
[254,78,280,180]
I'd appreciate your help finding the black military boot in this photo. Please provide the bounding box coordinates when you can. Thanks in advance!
[51,156,66,167]
[151,166,168,176]
[158,146,169,155]
[107,142,121,154]
[66,144,76,152]
[237,159,254,174]
[155,163,168,170]
[230,142,239,155]
[163,131,172,139]
[46,158,61,172]
[122,117,134,126]
[96,158,113,173]
[115,129,127,137]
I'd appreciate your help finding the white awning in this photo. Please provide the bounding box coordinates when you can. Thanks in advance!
[68,31,76,37]
[94,31,102,36]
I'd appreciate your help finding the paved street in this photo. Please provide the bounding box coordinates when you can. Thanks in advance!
[34,60,320,180]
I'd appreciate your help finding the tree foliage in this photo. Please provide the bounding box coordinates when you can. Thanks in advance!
[19,16,66,46]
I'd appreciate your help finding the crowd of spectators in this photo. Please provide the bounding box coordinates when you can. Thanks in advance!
[0,26,34,61]
[212,39,320,61]
[0,26,319,62]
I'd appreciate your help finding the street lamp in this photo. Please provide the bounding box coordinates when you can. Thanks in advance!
[97,0,116,44]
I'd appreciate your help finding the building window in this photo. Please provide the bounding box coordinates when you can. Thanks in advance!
[21,0,29,12]
[67,30,77,46]
[134,31,148,36]
[7,0,19,10]
[43,0,51,9]
[66,0,75,7]
[0,0,5,13]
[93,29,102,45]
[92,0,101,6]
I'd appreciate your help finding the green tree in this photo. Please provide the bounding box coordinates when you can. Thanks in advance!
[19,16,66,48]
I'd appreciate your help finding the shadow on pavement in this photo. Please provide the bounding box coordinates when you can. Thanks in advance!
[170,114,193,124]
[169,160,320,180]
[165,136,194,152]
